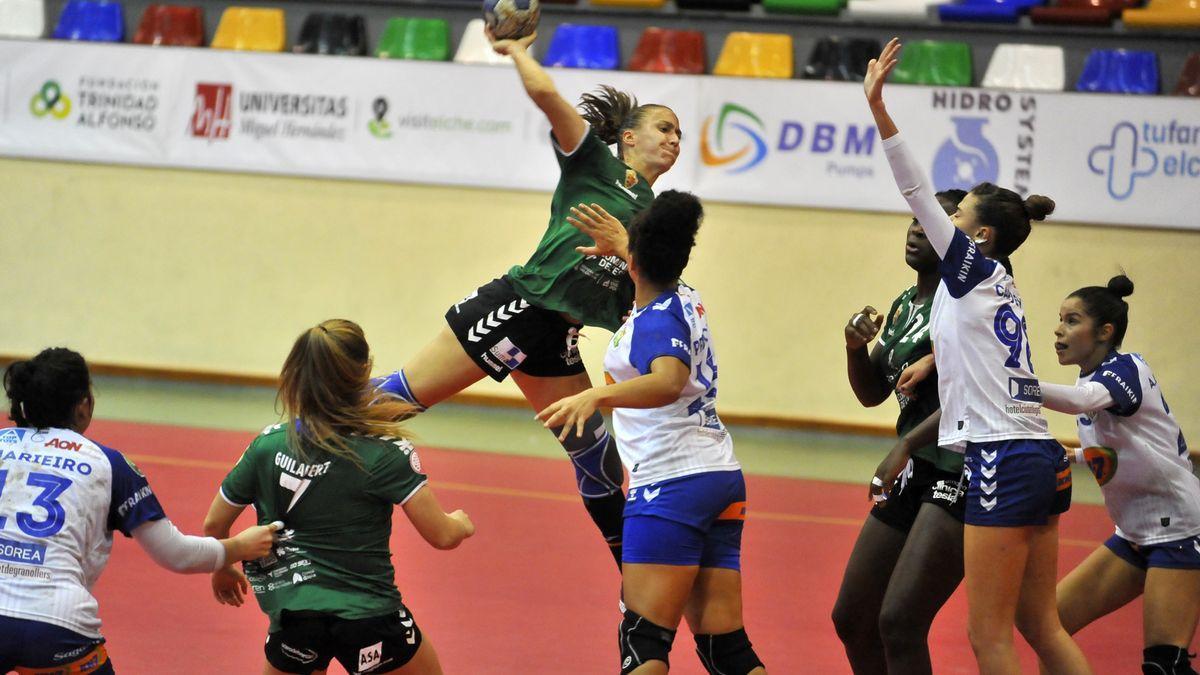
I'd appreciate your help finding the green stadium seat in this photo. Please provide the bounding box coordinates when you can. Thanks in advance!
[376,17,449,60]
[764,0,843,14]
[891,40,972,86]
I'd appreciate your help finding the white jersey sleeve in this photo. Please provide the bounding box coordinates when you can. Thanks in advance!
[1076,352,1200,545]
[0,428,167,637]
[603,285,739,488]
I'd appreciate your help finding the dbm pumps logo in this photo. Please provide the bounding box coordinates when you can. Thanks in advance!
[701,102,877,176]
[701,104,768,174]
[1088,120,1199,200]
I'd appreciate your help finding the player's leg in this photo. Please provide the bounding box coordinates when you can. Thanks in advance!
[684,567,766,675]
[512,368,626,567]
[622,561,700,674]
[386,637,445,675]
[390,325,487,408]
[831,514,907,674]
[878,502,964,674]
[1013,517,1092,675]
[1141,540,1200,675]
[963,523,1029,674]
[1054,541,1144,638]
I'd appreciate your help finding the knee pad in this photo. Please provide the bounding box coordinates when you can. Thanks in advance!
[695,628,764,675]
[559,412,623,498]
[371,370,427,412]
[1143,645,1197,675]
[619,609,676,675]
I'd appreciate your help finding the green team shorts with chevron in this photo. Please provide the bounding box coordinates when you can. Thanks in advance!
[444,276,586,382]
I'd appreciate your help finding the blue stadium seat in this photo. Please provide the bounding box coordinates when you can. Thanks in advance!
[52,0,123,41]
[938,0,1044,22]
[1076,49,1159,94]
[542,24,619,70]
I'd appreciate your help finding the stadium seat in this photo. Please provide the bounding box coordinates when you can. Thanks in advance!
[629,27,705,74]
[376,17,448,60]
[1123,0,1200,27]
[0,0,45,38]
[676,0,753,11]
[845,0,943,20]
[1076,49,1159,94]
[764,0,843,15]
[713,32,793,79]
[52,0,122,41]
[590,0,666,7]
[1174,52,1200,95]
[211,7,284,51]
[1030,0,1137,23]
[981,43,1065,89]
[939,0,1045,21]
[802,37,880,80]
[543,24,619,70]
[890,39,972,86]
[454,18,534,64]
[132,4,202,46]
[294,12,366,55]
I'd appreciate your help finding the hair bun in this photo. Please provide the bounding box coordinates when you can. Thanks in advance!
[1107,274,1135,299]
[1023,195,1055,221]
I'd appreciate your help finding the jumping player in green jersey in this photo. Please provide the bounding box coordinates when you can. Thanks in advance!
[832,190,968,675]
[205,320,474,675]
[373,29,682,568]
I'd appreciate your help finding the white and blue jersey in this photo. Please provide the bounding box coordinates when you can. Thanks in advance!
[1076,352,1200,545]
[0,427,166,638]
[883,135,1052,452]
[602,284,739,488]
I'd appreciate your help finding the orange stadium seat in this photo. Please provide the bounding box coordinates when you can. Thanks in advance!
[1123,0,1200,27]
[210,6,285,51]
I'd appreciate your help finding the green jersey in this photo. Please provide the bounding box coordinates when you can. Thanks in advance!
[220,423,427,630]
[879,287,961,474]
[508,128,654,332]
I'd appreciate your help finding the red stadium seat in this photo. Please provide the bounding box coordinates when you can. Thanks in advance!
[629,28,705,74]
[133,4,203,46]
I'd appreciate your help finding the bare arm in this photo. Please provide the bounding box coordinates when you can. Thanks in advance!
[401,486,475,550]
[536,357,690,441]
[869,409,943,502]
[490,30,587,154]
[844,306,889,407]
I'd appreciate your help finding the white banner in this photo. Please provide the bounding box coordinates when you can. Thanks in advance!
[0,39,1195,229]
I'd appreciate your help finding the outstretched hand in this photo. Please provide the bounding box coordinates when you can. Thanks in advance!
[864,38,901,105]
[568,203,629,260]
[536,390,601,442]
[485,25,537,56]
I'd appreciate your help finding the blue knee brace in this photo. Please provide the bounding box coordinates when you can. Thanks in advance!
[558,412,623,499]
[371,370,427,412]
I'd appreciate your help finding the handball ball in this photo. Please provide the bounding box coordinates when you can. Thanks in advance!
[483,0,540,40]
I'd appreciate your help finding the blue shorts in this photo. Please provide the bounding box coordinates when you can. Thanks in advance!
[623,470,746,570]
[0,615,113,673]
[963,439,1072,527]
[1106,533,1200,570]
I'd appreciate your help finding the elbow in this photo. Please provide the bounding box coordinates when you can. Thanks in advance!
[429,531,462,551]
[202,516,223,538]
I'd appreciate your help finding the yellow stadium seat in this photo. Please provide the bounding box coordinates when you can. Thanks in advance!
[211,7,285,51]
[1123,0,1200,26]
[713,32,793,78]
[590,0,667,7]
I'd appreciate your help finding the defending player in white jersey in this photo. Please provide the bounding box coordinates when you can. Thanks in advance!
[0,348,278,674]
[539,191,766,675]
[1041,276,1200,675]
[864,39,1091,675]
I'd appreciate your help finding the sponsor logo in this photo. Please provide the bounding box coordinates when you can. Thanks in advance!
[73,75,159,131]
[561,327,582,366]
[1101,369,1139,406]
[192,82,233,140]
[280,643,319,664]
[116,485,154,517]
[359,642,383,671]
[0,428,27,444]
[702,102,878,177]
[45,438,82,452]
[613,179,638,199]
[409,449,422,474]
[624,168,638,189]
[30,80,72,120]
[368,97,392,139]
[1088,120,1199,200]
[643,487,661,502]
[670,337,688,351]
[479,351,504,373]
[0,536,46,565]
[1008,377,1042,403]
[53,645,91,661]
[489,337,527,370]
[931,91,1037,196]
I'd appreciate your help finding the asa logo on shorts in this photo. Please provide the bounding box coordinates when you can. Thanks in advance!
[359,642,384,671]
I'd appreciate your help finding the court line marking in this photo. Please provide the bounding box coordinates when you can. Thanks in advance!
[125,452,1102,549]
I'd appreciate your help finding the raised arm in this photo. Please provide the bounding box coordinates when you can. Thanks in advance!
[490,29,587,154]
[1040,381,1116,415]
[865,39,955,259]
